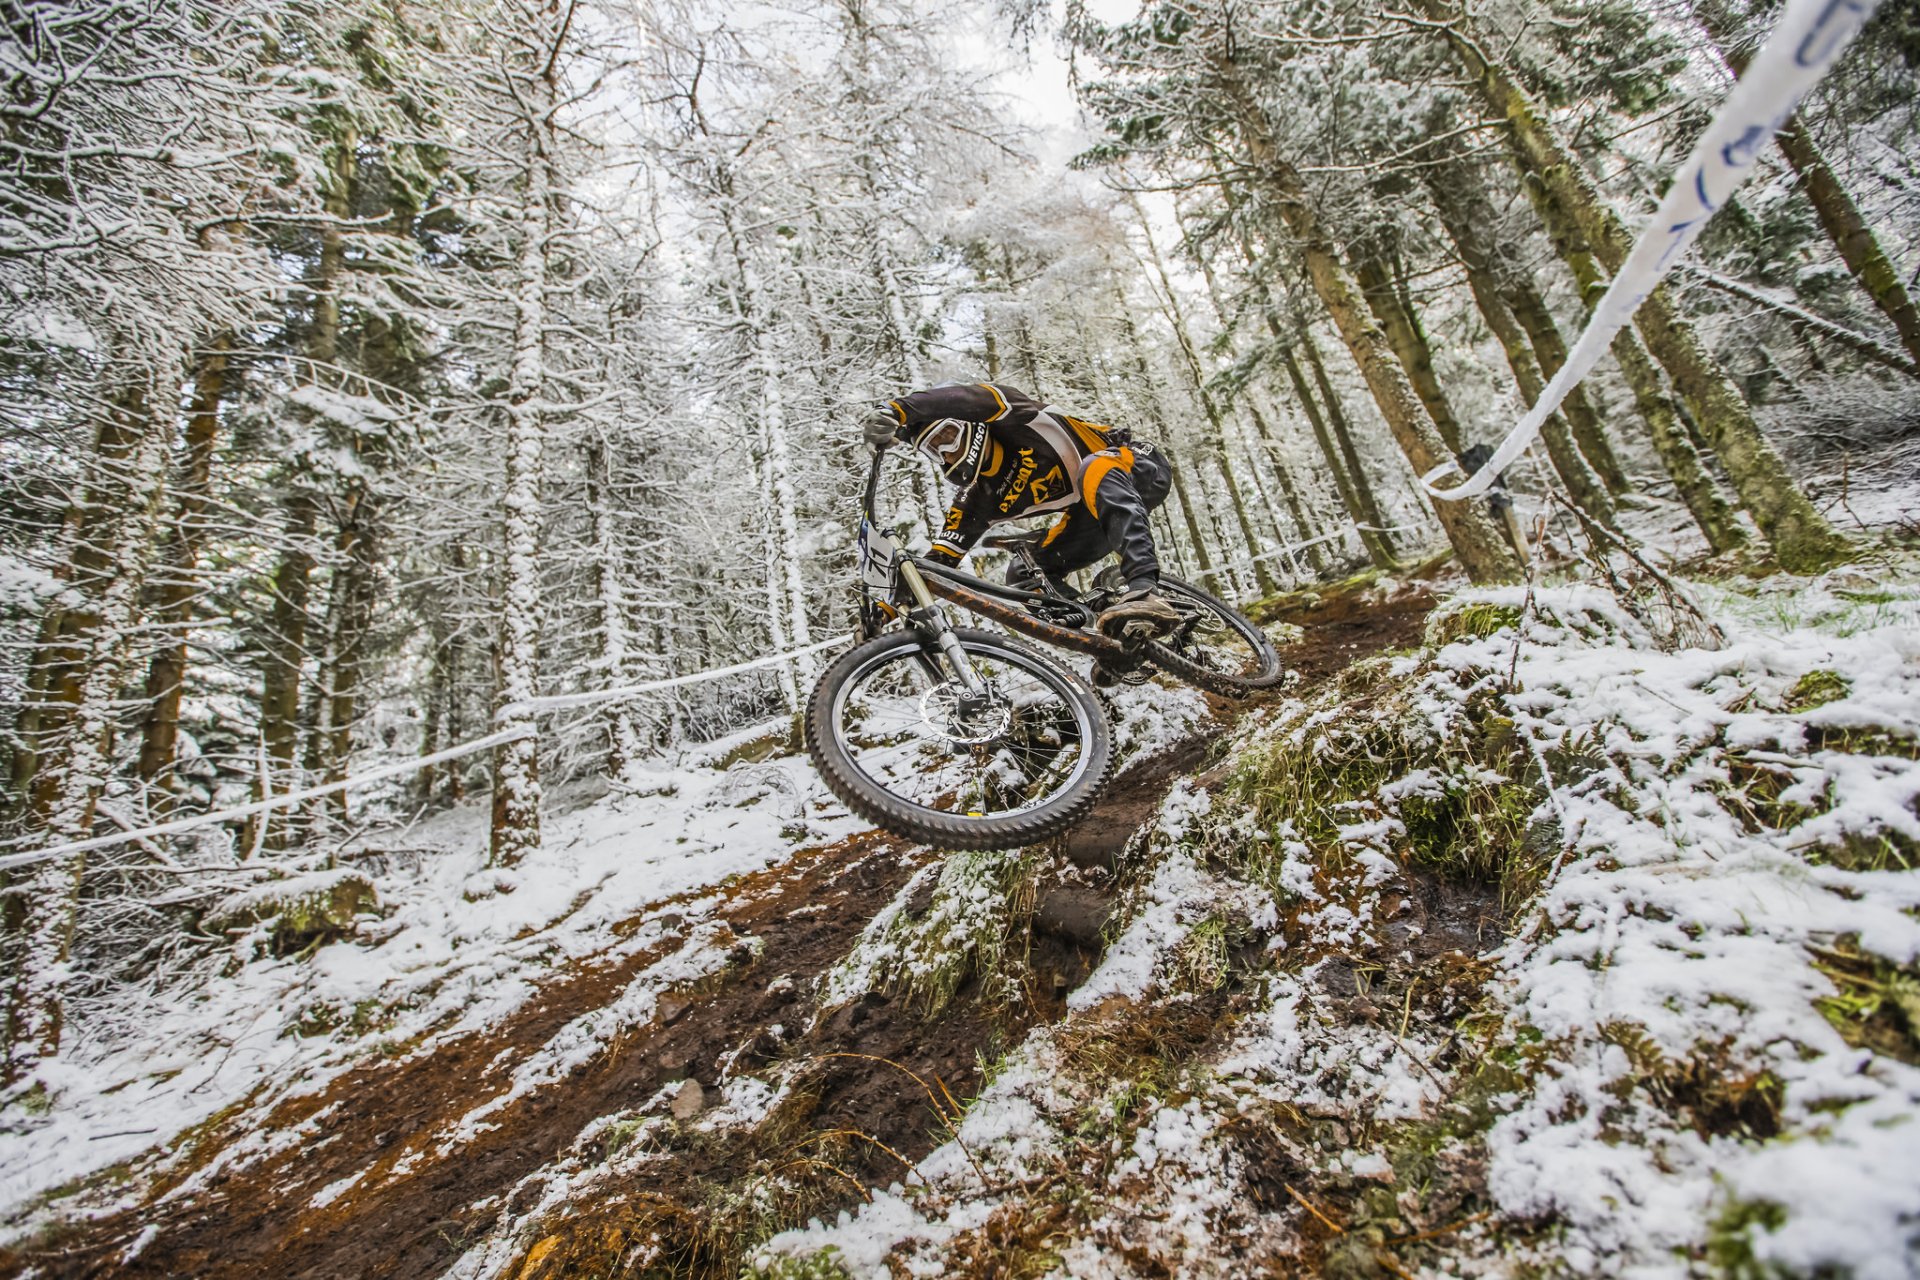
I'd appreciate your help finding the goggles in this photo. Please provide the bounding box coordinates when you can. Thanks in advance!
[912,418,987,485]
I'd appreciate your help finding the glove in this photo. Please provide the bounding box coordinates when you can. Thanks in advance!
[860,406,902,449]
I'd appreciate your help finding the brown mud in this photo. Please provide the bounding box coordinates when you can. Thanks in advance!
[1,590,1435,1280]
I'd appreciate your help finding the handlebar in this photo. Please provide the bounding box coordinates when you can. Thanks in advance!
[862,443,887,523]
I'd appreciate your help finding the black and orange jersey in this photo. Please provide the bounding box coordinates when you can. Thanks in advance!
[882,382,1138,564]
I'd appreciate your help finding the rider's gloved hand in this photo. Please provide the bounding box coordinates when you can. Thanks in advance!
[860,406,902,449]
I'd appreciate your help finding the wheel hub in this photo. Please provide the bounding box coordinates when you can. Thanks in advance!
[920,682,1013,744]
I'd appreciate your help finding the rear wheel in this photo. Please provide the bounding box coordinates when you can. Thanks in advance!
[806,628,1112,849]
[1143,574,1284,696]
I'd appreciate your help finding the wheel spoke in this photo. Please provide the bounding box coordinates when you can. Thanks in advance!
[831,638,1097,821]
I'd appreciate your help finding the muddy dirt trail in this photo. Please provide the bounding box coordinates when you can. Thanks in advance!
[2,597,1432,1280]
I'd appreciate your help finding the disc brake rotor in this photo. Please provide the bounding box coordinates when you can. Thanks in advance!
[919,682,1013,745]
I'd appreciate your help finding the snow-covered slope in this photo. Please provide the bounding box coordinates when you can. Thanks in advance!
[0,719,857,1221]
[755,568,1920,1278]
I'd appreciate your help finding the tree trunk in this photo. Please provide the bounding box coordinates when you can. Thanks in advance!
[249,491,318,853]
[1106,284,1220,582]
[1421,0,1847,571]
[1130,194,1277,594]
[317,490,379,819]
[1518,175,1750,554]
[8,375,173,1074]
[1301,330,1405,544]
[11,386,151,817]
[250,134,356,850]
[1176,200,1327,575]
[1423,168,1617,527]
[1243,391,1329,575]
[1352,253,1465,454]
[135,339,231,806]
[1224,79,1519,582]
[1502,276,1633,493]
[1707,23,1920,371]
[489,96,557,870]
[585,437,643,780]
[1280,345,1394,569]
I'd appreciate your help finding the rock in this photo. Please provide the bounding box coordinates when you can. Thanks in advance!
[902,866,940,916]
[668,1078,705,1121]
[1033,886,1114,948]
[203,869,377,956]
[656,994,690,1024]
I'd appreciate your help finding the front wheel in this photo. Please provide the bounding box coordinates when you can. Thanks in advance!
[806,628,1112,850]
[1143,574,1285,696]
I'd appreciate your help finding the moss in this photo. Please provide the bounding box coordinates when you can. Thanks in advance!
[1814,830,1917,873]
[745,1247,854,1279]
[1785,669,1849,712]
[714,730,792,772]
[203,869,377,956]
[1229,665,1551,914]
[601,1114,654,1162]
[1244,568,1387,626]
[1424,600,1525,647]
[1705,1197,1790,1279]
[842,848,1037,1016]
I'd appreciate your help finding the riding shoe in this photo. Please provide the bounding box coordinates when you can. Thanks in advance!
[1096,588,1182,641]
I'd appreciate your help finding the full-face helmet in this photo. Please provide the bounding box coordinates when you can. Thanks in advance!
[912,417,988,486]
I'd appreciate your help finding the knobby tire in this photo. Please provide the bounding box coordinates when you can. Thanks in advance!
[805,628,1113,850]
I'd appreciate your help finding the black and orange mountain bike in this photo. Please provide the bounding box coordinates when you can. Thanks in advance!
[805,445,1282,850]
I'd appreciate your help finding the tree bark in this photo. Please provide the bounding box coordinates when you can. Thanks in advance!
[316,489,379,819]
[488,46,559,869]
[135,339,231,805]
[1706,21,1920,371]
[1423,169,1617,527]
[1176,199,1327,575]
[585,436,643,780]
[8,375,173,1073]
[1225,77,1519,582]
[249,133,357,850]
[1243,391,1329,575]
[1247,152,1519,580]
[1352,252,1465,454]
[1105,283,1220,582]
[1280,345,1394,569]
[1501,277,1633,493]
[1130,194,1277,595]
[1420,0,1847,570]
[1518,175,1750,554]
[10,386,151,818]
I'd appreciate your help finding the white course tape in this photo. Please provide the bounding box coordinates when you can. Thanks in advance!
[499,633,851,717]
[1189,521,1429,583]
[0,727,532,874]
[1423,0,1883,501]
[5,634,856,873]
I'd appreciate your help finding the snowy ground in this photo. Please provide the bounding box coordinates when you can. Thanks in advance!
[0,718,861,1225]
[755,558,1920,1278]
[8,538,1919,1279]
[0,681,1211,1248]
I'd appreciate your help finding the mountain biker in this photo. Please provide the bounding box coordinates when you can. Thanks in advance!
[860,381,1182,640]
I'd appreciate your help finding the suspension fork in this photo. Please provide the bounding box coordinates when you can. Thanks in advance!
[898,559,986,695]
